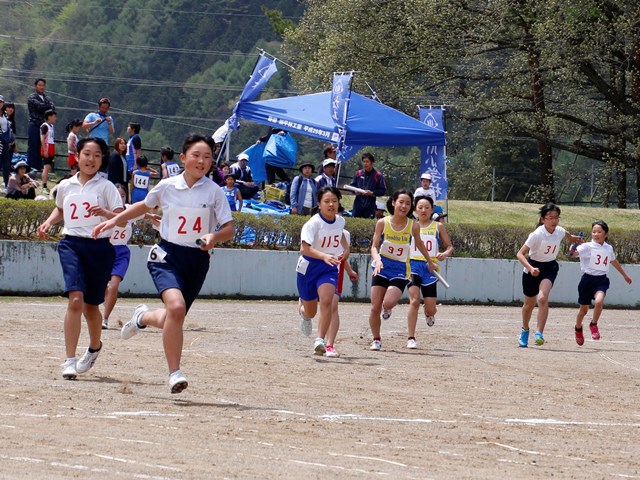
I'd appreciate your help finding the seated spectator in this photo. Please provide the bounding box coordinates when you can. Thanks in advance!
[414,173,436,201]
[6,160,38,200]
[290,162,317,215]
[230,153,259,199]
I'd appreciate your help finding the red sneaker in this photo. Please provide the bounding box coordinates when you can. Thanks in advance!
[590,323,600,340]
[575,327,584,346]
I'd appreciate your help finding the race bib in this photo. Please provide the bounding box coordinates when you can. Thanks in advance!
[133,174,150,189]
[166,163,181,177]
[63,193,101,228]
[539,240,559,260]
[166,207,210,244]
[296,256,309,275]
[422,234,437,257]
[380,240,408,261]
[588,247,610,272]
[147,244,167,263]
[110,224,132,245]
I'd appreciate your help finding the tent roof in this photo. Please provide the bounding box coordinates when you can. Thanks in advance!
[235,92,445,147]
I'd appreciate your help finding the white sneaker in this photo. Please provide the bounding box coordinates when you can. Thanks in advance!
[313,337,326,355]
[300,315,312,337]
[426,315,435,327]
[381,309,392,320]
[76,343,102,374]
[407,338,417,349]
[169,370,188,394]
[61,358,77,380]
[102,318,109,330]
[121,304,148,339]
[370,339,382,351]
[325,345,339,357]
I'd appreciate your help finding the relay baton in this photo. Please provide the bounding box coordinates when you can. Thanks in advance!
[433,270,450,289]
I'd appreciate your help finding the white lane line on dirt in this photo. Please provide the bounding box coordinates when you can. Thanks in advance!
[110,411,184,417]
[600,353,640,372]
[478,441,586,461]
[93,454,183,472]
[505,418,640,427]
[289,459,388,475]
[320,413,443,423]
[329,452,407,467]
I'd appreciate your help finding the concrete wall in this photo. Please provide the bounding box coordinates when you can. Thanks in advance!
[0,240,637,306]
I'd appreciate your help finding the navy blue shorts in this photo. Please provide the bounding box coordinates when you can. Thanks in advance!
[297,258,338,302]
[111,245,131,279]
[522,259,559,297]
[58,236,115,305]
[578,273,610,305]
[147,240,210,312]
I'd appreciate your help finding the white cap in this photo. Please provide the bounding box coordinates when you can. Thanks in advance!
[237,153,249,161]
[322,158,337,167]
[375,201,385,211]
[421,173,432,180]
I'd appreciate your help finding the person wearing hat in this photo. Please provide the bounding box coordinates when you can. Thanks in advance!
[6,160,38,200]
[82,97,115,144]
[230,152,259,199]
[414,172,436,201]
[27,78,55,171]
[290,161,317,215]
[317,158,338,189]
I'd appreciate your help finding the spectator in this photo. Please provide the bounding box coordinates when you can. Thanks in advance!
[317,158,338,189]
[39,109,57,194]
[65,118,82,168]
[1,96,17,188]
[290,161,318,215]
[83,97,115,145]
[6,160,38,199]
[230,152,259,199]
[350,152,387,218]
[130,155,159,203]
[160,146,181,178]
[223,174,242,212]
[108,137,129,201]
[27,78,55,171]
[414,173,435,201]
[125,121,141,174]
[375,201,386,220]
[315,144,337,185]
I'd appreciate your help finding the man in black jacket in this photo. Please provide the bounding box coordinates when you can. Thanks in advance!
[27,78,55,171]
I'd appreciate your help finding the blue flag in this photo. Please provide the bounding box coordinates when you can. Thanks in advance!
[330,72,353,164]
[229,54,278,130]
[418,107,448,200]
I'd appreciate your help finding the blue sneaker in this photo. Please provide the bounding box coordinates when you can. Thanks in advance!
[519,328,529,348]
[535,331,544,345]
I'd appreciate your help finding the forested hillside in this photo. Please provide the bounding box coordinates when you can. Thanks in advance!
[0,0,304,154]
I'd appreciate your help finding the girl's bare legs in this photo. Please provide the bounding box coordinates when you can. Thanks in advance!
[369,285,386,339]
[316,283,336,340]
[535,279,553,333]
[407,285,421,338]
[103,275,122,325]
[325,294,340,347]
[591,291,606,325]
[83,304,103,351]
[64,291,84,358]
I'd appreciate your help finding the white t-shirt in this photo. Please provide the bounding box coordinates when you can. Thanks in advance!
[300,213,346,256]
[145,174,233,248]
[524,224,566,263]
[56,174,124,238]
[414,186,435,200]
[576,241,615,276]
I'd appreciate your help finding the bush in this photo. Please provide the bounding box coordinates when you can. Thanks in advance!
[3,199,638,263]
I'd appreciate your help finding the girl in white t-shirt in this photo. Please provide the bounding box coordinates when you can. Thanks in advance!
[516,203,583,348]
[568,220,632,345]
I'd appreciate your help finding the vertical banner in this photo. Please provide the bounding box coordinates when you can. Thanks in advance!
[229,53,278,130]
[418,107,447,200]
[330,72,353,181]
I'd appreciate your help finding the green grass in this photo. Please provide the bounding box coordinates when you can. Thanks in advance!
[443,200,640,232]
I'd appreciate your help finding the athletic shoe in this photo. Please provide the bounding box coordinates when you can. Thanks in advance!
[575,327,584,346]
[519,328,529,348]
[313,337,326,355]
[121,304,148,339]
[426,315,435,327]
[41,186,49,195]
[534,331,545,345]
[61,358,77,380]
[76,342,102,374]
[300,314,312,337]
[381,309,392,320]
[169,370,188,394]
[590,323,601,340]
[102,318,108,330]
[370,339,382,351]
[407,338,417,349]
[325,345,339,357]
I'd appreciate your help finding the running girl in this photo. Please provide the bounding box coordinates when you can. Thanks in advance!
[406,195,453,349]
[297,186,350,356]
[37,137,124,380]
[93,134,234,394]
[368,189,437,351]
[516,203,583,347]
[569,220,632,345]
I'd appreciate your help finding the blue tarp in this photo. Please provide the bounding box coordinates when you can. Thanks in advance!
[235,91,446,149]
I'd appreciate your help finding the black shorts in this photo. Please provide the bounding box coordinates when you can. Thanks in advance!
[410,274,438,298]
[522,259,559,297]
[577,273,610,305]
[372,274,409,292]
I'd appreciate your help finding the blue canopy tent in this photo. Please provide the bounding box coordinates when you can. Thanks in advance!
[235,91,446,157]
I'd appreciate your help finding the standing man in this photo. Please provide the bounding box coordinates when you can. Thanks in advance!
[350,152,386,218]
[27,78,55,171]
[125,122,141,174]
[83,97,115,145]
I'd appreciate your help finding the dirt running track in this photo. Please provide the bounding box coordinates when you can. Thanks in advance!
[0,298,638,479]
